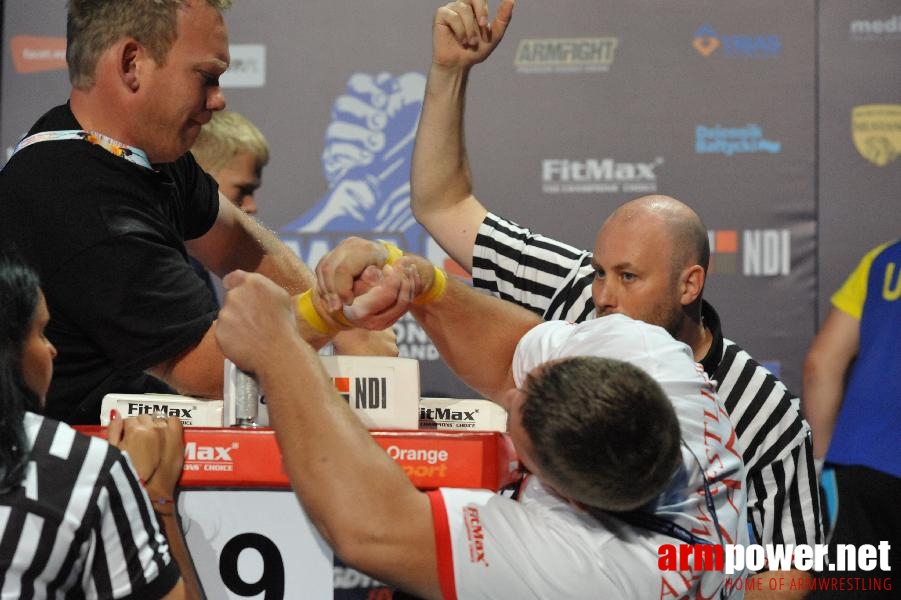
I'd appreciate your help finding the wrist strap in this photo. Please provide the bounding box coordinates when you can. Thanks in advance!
[413,267,448,305]
[379,240,404,265]
[297,289,351,335]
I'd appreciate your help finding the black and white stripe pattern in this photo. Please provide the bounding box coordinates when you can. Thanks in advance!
[0,412,178,599]
[473,212,823,550]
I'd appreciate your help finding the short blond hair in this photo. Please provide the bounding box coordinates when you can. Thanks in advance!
[66,0,233,89]
[191,110,270,174]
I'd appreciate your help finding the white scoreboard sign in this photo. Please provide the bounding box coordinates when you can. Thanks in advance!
[180,490,334,599]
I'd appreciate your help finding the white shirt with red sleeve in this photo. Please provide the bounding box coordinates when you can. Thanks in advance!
[427,476,721,600]
[426,314,748,599]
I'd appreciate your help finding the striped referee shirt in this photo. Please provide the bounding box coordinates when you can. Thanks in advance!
[0,412,180,599]
[472,212,823,552]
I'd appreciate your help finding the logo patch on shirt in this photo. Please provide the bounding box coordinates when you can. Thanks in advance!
[463,506,489,566]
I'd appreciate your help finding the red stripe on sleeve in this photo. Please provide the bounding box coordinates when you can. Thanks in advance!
[427,490,457,600]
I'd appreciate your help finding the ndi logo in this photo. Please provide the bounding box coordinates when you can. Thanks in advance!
[331,377,388,409]
[693,25,781,58]
[708,229,791,276]
[514,37,619,73]
[696,124,781,156]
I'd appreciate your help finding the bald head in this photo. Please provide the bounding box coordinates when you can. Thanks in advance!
[606,195,710,278]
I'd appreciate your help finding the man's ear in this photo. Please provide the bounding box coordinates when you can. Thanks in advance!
[119,40,143,92]
[679,264,705,306]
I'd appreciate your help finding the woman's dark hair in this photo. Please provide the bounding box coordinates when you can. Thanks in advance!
[0,247,42,492]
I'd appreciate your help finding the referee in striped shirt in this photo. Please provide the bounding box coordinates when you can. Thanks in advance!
[411,2,822,594]
[0,248,197,599]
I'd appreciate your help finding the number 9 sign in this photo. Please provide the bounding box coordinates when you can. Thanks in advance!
[179,490,333,598]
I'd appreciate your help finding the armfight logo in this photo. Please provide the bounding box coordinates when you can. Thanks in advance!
[514,37,618,74]
[693,24,781,58]
[278,71,462,364]
[852,104,901,167]
[696,124,781,156]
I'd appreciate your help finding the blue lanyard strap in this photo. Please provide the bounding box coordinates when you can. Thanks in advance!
[619,441,728,548]
[11,129,153,170]
[617,442,731,600]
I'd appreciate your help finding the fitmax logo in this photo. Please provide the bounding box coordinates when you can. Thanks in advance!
[184,441,236,461]
[127,403,194,419]
[420,407,478,421]
[542,157,663,194]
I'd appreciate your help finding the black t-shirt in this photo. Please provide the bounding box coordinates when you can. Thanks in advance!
[0,103,219,424]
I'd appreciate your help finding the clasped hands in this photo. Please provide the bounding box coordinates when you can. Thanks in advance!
[215,237,440,375]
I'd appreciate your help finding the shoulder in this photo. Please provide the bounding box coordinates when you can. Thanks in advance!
[479,212,591,262]
[25,103,77,135]
[566,315,696,375]
[716,336,800,416]
[25,413,121,466]
[161,151,216,193]
[513,315,698,387]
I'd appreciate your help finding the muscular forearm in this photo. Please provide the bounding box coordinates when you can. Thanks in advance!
[409,265,539,400]
[412,63,471,217]
[411,64,486,271]
[256,334,438,597]
[247,221,315,295]
[223,213,315,294]
[189,197,315,294]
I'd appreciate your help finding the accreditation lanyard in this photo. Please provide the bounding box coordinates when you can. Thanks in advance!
[11,129,153,170]
[617,442,730,600]
[619,441,728,548]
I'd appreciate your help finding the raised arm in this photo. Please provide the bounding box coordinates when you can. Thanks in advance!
[411,0,515,271]
[802,306,860,461]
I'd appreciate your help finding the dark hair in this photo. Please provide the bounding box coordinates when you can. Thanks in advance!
[521,356,682,512]
[0,248,42,492]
